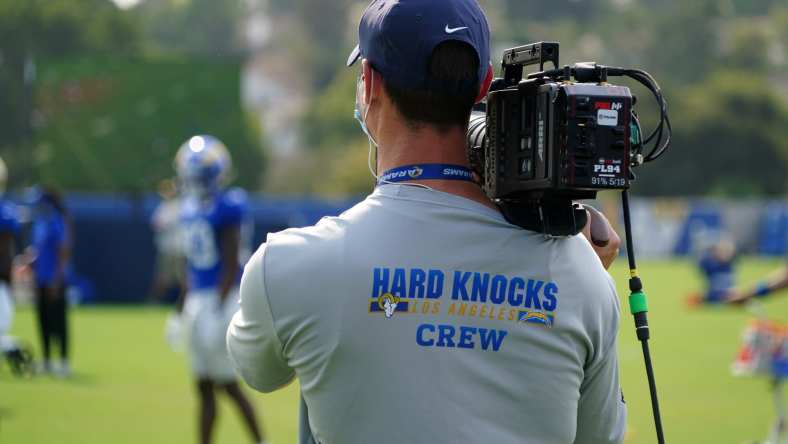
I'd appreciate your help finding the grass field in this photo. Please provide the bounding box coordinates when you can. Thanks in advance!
[1,258,787,443]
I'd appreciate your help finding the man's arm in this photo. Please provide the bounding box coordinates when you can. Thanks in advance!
[575,337,627,444]
[218,225,241,304]
[728,266,788,304]
[575,281,627,444]
[227,245,295,393]
[0,232,15,283]
[174,254,188,313]
[581,206,621,270]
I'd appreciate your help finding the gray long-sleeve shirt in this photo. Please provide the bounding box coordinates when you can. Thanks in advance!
[228,184,626,444]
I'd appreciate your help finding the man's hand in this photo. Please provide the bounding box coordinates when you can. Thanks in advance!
[165,312,185,352]
[581,206,621,270]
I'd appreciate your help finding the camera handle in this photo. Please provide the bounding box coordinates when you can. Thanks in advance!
[498,199,588,237]
[622,189,666,444]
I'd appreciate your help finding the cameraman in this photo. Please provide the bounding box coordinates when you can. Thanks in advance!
[228,1,625,443]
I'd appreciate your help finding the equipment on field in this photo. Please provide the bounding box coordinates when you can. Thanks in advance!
[468,42,671,443]
[1,337,34,378]
[734,303,788,444]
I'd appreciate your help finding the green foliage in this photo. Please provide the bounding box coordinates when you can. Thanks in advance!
[2,0,786,196]
[18,55,264,192]
[296,68,383,195]
[0,0,140,186]
[731,0,785,16]
[302,69,361,152]
[0,0,138,56]
[640,0,726,84]
[133,0,243,56]
[503,0,611,21]
[0,0,268,192]
[721,21,774,72]
[265,0,355,88]
[635,71,788,196]
[0,0,138,149]
[292,0,788,197]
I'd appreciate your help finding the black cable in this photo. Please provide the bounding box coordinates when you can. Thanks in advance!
[622,191,637,271]
[642,339,665,444]
[533,65,672,163]
[619,69,671,163]
[622,190,666,444]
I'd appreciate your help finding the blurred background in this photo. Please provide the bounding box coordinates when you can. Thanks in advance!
[1,0,788,443]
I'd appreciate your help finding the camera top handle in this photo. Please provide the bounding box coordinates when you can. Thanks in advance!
[501,42,560,87]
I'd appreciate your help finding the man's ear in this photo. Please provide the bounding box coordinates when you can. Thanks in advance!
[475,63,494,104]
[362,59,379,106]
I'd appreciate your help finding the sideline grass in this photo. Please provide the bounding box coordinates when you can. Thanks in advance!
[0,307,301,444]
[1,259,785,443]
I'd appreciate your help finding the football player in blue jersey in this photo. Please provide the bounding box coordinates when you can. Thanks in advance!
[173,136,265,444]
[29,187,72,377]
[0,156,31,375]
[686,236,738,307]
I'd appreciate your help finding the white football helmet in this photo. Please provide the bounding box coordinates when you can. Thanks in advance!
[174,135,232,198]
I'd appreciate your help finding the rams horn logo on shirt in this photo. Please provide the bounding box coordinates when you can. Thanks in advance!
[378,293,400,319]
[408,167,424,179]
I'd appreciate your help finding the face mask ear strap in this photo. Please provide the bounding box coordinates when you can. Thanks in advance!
[360,71,382,180]
[363,71,373,124]
[361,74,432,191]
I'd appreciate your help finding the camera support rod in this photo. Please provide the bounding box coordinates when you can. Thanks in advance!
[621,190,666,444]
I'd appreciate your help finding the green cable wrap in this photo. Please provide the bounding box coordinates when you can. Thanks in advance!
[629,291,649,314]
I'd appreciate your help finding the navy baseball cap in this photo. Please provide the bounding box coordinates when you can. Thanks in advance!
[347,0,491,92]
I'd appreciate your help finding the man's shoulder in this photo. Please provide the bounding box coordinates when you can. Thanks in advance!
[218,187,248,208]
[267,197,375,247]
[215,187,248,219]
[265,216,347,260]
[552,235,619,306]
[253,198,378,284]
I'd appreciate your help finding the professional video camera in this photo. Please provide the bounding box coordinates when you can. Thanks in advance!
[468,42,673,443]
[467,42,671,236]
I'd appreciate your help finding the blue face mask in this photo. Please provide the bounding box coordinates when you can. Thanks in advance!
[354,108,369,137]
[355,70,389,183]
[354,73,374,141]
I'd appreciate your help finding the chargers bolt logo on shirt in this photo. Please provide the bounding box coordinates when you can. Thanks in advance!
[518,310,554,327]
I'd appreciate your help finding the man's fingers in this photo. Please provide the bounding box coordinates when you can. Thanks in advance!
[586,206,611,248]
[581,205,622,270]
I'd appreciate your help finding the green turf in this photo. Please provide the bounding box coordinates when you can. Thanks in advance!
[0,306,301,444]
[1,258,786,443]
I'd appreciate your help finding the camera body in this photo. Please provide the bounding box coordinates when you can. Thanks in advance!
[484,81,632,198]
[468,42,637,235]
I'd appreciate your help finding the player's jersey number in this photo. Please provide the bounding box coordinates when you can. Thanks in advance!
[184,220,218,269]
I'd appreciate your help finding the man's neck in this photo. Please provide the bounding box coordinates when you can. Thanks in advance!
[374,117,498,211]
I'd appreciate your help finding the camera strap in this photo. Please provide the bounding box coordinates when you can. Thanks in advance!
[377,164,475,186]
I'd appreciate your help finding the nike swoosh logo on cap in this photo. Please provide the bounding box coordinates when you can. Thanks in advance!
[445,25,468,34]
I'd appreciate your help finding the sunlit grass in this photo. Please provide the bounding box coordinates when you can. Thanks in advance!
[0,258,784,443]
